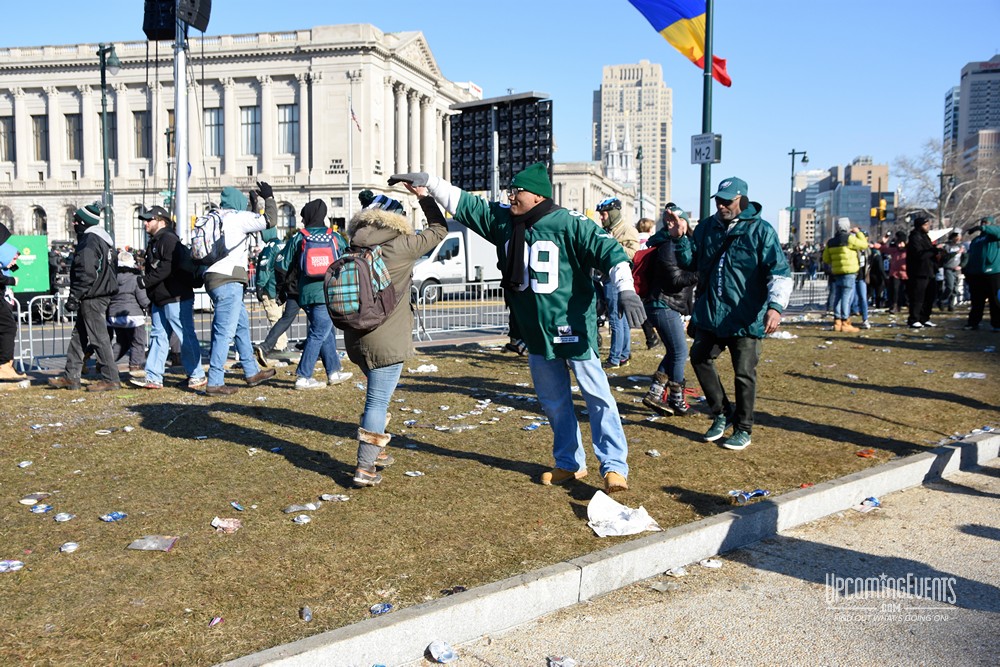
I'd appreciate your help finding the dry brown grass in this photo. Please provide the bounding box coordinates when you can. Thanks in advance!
[1,309,997,665]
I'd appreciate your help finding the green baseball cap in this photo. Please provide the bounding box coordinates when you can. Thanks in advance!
[712,177,748,200]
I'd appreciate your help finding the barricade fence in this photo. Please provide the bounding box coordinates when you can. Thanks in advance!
[13,275,828,371]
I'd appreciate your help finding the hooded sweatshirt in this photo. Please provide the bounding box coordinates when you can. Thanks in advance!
[69,225,118,301]
[203,186,277,290]
[602,208,640,260]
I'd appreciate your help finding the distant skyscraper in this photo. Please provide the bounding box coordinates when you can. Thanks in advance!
[593,60,673,207]
[944,85,960,153]
[957,55,1000,144]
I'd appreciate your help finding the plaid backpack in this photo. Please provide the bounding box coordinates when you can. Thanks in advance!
[324,245,398,333]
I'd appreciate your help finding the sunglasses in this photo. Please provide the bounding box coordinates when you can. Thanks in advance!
[714,197,736,206]
[508,187,526,198]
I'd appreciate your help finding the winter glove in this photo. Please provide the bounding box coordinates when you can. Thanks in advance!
[64,296,80,313]
[255,180,274,200]
[136,276,146,290]
[387,172,429,187]
[249,189,259,213]
[617,289,646,329]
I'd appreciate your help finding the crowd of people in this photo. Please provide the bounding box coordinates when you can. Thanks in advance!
[2,164,998,494]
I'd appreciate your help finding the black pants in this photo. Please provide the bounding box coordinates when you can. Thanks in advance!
[65,297,117,383]
[907,276,936,325]
[690,331,761,433]
[887,277,907,312]
[966,273,1000,329]
[0,297,17,364]
[110,325,148,368]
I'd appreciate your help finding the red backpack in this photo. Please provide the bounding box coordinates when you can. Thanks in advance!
[631,246,657,298]
[299,228,342,278]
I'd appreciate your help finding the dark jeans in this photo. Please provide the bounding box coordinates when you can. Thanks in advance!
[887,277,907,312]
[110,325,148,368]
[0,297,16,363]
[907,276,935,325]
[65,296,117,383]
[646,305,687,382]
[967,273,1000,329]
[259,298,301,354]
[690,330,761,433]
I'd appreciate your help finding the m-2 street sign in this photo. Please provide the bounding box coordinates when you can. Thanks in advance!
[691,133,722,164]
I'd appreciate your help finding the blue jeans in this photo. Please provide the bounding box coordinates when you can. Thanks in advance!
[852,279,869,321]
[360,362,404,433]
[528,350,629,478]
[646,305,688,382]
[604,281,631,364]
[297,304,342,379]
[832,274,857,320]
[207,282,260,386]
[146,298,204,384]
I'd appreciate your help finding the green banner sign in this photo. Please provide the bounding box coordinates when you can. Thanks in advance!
[8,235,50,294]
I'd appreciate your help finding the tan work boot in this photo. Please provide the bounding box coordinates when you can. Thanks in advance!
[604,471,629,494]
[833,319,843,332]
[841,317,860,333]
[0,360,28,381]
[540,468,587,486]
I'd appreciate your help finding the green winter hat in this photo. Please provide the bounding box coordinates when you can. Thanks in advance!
[74,203,101,227]
[511,162,552,198]
[982,216,996,225]
[358,189,375,207]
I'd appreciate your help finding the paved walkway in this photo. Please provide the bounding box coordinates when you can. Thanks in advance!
[426,460,1000,667]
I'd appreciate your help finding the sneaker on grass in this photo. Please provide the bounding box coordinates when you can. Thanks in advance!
[327,371,354,386]
[295,376,327,390]
[721,429,752,451]
[704,413,731,442]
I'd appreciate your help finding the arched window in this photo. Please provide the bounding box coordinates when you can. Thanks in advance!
[0,206,13,230]
[278,202,296,231]
[132,206,147,251]
[65,206,77,239]
[32,206,47,236]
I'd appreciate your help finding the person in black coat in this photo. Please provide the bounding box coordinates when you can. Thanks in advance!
[905,214,938,328]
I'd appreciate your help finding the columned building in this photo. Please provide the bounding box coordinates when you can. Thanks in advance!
[0,24,478,247]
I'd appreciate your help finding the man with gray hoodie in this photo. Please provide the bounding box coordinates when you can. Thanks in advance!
[203,183,278,395]
[48,204,120,391]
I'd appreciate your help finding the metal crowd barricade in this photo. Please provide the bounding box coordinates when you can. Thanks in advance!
[414,280,508,340]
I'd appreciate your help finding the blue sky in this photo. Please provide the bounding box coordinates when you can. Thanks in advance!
[5,1,1000,218]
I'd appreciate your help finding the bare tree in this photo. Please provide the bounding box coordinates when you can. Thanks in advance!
[895,138,1000,229]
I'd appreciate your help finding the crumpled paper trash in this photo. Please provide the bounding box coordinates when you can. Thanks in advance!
[586,490,661,537]
[407,364,438,373]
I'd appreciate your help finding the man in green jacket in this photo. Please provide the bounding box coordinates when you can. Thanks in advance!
[669,177,792,451]
[963,216,1000,331]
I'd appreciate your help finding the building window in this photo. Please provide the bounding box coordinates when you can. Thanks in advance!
[132,207,147,251]
[204,107,223,157]
[134,110,152,159]
[98,112,118,160]
[166,109,175,159]
[277,104,299,155]
[0,116,14,162]
[32,206,47,235]
[278,202,295,231]
[240,105,261,156]
[65,113,82,161]
[32,115,49,161]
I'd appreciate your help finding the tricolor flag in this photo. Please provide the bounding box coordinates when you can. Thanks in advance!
[627,0,732,87]
[350,104,362,133]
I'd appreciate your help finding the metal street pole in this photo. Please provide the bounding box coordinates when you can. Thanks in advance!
[97,43,119,243]
[699,0,715,220]
[637,145,644,219]
[788,148,807,241]
[173,10,189,240]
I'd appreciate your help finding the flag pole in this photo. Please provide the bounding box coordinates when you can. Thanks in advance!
[699,0,715,220]
[348,81,354,224]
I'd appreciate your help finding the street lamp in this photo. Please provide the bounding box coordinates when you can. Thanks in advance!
[787,148,808,240]
[97,43,120,243]
[636,145,644,220]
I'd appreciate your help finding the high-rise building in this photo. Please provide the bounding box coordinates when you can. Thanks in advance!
[593,60,672,208]
[0,24,476,247]
[957,55,1000,144]
[944,85,960,154]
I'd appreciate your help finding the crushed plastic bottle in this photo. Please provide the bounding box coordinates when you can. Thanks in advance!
[99,511,127,522]
[53,513,75,522]
[728,489,770,505]
[29,504,54,514]
[369,602,393,616]
[299,606,313,622]
[0,560,25,573]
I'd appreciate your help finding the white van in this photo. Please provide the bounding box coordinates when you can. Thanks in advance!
[411,220,501,302]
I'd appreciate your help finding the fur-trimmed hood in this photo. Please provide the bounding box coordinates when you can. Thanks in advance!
[348,207,413,246]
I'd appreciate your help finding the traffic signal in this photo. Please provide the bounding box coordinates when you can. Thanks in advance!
[878,199,887,221]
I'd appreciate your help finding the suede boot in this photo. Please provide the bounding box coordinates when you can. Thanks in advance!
[841,317,860,333]
[833,319,843,332]
[0,360,28,381]
[642,371,674,416]
[355,427,391,487]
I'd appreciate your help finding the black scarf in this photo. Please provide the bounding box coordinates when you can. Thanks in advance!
[502,199,559,290]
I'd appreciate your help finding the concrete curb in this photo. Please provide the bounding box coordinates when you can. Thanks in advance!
[219,433,1000,667]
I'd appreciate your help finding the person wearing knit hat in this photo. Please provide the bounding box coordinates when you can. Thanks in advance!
[905,213,936,328]
[252,225,290,362]
[389,162,645,494]
[107,250,150,376]
[962,215,1000,330]
[358,189,375,208]
[48,202,120,392]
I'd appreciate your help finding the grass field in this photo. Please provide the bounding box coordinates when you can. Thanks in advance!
[1,309,997,665]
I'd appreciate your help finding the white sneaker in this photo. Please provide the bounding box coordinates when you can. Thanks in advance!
[909,322,924,329]
[922,321,936,328]
[295,376,327,390]
[861,320,871,329]
[327,371,354,386]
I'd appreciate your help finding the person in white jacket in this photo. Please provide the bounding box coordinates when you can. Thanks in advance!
[203,183,278,395]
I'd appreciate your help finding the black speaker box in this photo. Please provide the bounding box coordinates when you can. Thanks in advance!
[178,0,212,32]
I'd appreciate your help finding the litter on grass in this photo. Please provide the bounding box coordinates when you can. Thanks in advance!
[728,489,770,505]
[587,490,661,537]
[0,560,25,572]
[283,502,320,513]
[953,372,987,380]
[646,449,661,458]
[547,657,579,667]
[320,494,349,502]
[853,497,881,513]
[211,517,242,534]
[405,471,425,477]
[370,602,393,616]
[407,364,438,373]
[856,448,876,458]
[700,558,723,569]
[767,330,798,339]
[665,567,687,578]
[126,536,178,551]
